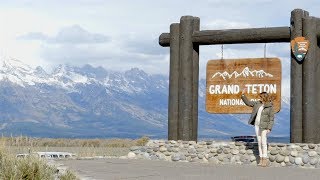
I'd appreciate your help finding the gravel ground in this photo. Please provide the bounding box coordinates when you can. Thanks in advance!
[59,158,320,180]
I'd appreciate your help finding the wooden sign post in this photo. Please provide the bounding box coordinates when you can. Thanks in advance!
[206,58,281,114]
[159,9,320,143]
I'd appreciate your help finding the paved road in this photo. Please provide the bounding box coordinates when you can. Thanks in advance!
[59,158,320,180]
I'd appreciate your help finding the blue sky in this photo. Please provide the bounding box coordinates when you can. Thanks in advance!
[0,0,320,97]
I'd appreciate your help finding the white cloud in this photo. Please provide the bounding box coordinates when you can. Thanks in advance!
[203,19,251,30]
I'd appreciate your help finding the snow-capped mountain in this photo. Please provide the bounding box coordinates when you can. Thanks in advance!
[212,67,274,80]
[0,58,290,139]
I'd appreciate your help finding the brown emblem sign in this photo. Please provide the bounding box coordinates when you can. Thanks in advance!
[290,37,309,62]
[206,58,281,114]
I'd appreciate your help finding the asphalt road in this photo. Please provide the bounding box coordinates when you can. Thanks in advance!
[59,158,320,180]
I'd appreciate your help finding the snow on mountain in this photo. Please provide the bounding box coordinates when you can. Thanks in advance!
[0,58,290,139]
[212,67,274,80]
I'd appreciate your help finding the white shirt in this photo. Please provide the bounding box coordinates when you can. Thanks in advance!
[255,105,264,126]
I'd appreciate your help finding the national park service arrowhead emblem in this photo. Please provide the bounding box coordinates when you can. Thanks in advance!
[291,37,309,62]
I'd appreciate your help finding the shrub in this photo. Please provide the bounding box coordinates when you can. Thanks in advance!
[135,136,150,146]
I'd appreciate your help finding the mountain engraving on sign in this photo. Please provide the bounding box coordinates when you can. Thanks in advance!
[212,67,274,80]
[206,58,281,114]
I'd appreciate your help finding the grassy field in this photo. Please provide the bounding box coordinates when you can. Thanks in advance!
[1,136,149,157]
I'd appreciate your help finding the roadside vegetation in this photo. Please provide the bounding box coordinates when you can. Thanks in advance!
[1,135,150,157]
[0,142,77,180]
[1,135,149,147]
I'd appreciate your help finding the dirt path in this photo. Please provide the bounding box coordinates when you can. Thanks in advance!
[59,158,320,180]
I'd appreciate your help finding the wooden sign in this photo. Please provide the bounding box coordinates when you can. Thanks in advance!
[206,58,281,114]
[291,37,309,62]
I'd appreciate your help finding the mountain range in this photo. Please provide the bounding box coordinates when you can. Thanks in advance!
[212,67,274,80]
[0,58,290,140]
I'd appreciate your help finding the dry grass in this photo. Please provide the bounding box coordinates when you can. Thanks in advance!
[0,145,56,179]
[1,135,149,148]
[1,136,150,157]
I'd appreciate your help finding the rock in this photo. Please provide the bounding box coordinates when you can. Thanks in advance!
[235,155,241,161]
[142,152,150,159]
[140,147,147,152]
[130,146,140,151]
[295,146,303,151]
[277,143,286,147]
[170,140,177,144]
[167,147,173,152]
[182,141,189,144]
[208,157,219,164]
[275,155,285,163]
[128,152,136,159]
[295,157,303,165]
[269,155,276,162]
[308,144,316,149]
[190,154,197,158]
[281,162,286,167]
[315,162,320,168]
[247,144,254,149]
[235,141,244,146]
[171,154,180,161]
[206,141,213,145]
[198,141,207,145]
[173,148,179,153]
[150,155,158,160]
[158,153,166,160]
[198,154,204,159]
[210,148,217,153]
[231,149,239,155]
[290,151,298,157]
[270,150,278,155]
[269,143,277,147]
[302,156,310,164]
[250,156,256,162]
[223,148,230,154]
[240,149,246,154]
[217,155,225,161]
[246,149,254,154]
[303,146,309,150]
[180,154,186,161]
[280,150,289,156]
[159,146,167,152]
[289,156,295,164]
[165,155,172,161]
[188,148,197,154]
[308,151,317,157]
[197,148,205,153]
[147,148,153,153]
[217,149,223,154]
[189,141,196,145]
[284,156,290,163]
[240,155,248,162]
[310,158,318,165]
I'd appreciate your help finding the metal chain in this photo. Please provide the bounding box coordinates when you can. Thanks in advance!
[264,26,267,58]
[221,45,224,59]
[264,43,267,58]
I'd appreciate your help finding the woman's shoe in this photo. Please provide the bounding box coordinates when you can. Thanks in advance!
[257,157,263,166]
[261,157,269,167]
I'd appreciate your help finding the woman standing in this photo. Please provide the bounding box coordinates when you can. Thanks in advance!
[241,88,275,167]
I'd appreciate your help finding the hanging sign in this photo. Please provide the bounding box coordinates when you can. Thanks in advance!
[291,37,309,62]
[206,58,281,114]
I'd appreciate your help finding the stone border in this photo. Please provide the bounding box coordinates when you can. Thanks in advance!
[128,140,320,168]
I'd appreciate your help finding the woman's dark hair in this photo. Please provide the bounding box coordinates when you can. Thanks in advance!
[259,92,272,103]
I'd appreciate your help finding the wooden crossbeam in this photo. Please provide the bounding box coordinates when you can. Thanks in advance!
[159,27,291,47]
